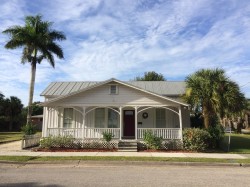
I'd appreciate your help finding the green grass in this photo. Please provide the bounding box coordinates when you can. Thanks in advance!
[0,155,249,164]
[221,133,250,153]
[0,132,24,143]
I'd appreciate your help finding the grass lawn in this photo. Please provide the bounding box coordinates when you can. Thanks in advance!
[221,133,250,153]
[0,155,250,164]
[0,132,24,143]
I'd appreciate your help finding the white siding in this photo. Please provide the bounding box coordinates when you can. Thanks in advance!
[74,108,83,128]
[58,108,63,128]
[137,108,180,128]
[85,110,94,128]
[47,108,58,128]
[137,108,155,128]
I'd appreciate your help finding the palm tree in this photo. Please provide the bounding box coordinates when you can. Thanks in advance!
[2,15,66,124]
[184,68,246,128]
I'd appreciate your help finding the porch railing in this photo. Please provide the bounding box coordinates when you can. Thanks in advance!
[84,128,120,139]
[46,128,84,139]
[137,128,181,139]
[46,128,180,139]
[46,128,120,139]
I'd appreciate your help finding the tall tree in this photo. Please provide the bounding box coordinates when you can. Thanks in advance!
[4,96,23,131]
[0,93,5,116]
[134,71,166,81]
[3,15,66,124]
[23,101,44,116]
[184,68,246,128]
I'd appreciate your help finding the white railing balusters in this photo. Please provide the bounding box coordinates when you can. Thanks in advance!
[46,128,120,139]
[137,128,181,139]
[84,128,120,139]
[46,128,181,139]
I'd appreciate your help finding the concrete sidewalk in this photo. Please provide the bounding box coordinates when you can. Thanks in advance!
[0,141,249,159]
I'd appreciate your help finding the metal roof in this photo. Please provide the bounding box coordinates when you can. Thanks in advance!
[41,81,186,96]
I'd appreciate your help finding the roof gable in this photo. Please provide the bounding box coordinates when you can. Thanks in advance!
[41,78,188,106]
[41,80,186,96]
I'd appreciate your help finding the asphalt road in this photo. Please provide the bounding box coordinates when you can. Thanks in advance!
[0,162,249,187]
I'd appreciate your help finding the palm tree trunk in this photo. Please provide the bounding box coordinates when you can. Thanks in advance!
[203,105,210,129]
[27,63,36,124]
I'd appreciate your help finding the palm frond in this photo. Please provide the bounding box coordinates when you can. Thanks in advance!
[46,43,64,59]
[49,30,66,41]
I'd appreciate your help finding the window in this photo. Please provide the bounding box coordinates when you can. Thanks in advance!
[156,109,166,128]
[63,108,73,128]
[108,109,119,128]
[110,85,118,94]
[95,108,105,127]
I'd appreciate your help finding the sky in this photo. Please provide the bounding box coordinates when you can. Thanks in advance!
[0,0,250,106]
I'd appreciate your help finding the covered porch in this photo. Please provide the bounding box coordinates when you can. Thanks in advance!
[43,105,186,140]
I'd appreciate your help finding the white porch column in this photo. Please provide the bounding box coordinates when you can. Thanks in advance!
[82,107,86,139]
[47,107,51,137]
[178,106,183,141]
[42,107,47,137]
[119,106,123,140]
[135,106,138,140]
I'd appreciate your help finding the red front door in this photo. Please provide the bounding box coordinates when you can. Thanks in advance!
[123,110,135,137]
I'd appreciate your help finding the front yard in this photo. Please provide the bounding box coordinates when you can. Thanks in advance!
[0,132,24,143]
[221,133,250,153]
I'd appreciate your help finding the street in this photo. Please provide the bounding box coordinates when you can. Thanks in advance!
[0,162,249,187]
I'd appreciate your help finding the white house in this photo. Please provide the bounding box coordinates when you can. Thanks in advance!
[41,78,190,141]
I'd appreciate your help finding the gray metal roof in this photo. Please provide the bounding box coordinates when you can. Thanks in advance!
[41,80,186,96]
[128,81,186,96]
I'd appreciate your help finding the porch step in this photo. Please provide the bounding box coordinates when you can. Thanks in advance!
[118,141,138,152]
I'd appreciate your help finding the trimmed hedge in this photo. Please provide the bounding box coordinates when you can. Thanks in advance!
[183,128,211,151]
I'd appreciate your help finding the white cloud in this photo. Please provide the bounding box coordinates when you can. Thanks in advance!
[1,0,250,106]
[44,0,102,22]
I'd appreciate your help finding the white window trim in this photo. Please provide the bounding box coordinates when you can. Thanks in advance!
[94,108,120,128]
[155,108,166,128]
[94,108,107,128]
[108,108,119,128]
[109,84,119,95]
[63,108,75,128]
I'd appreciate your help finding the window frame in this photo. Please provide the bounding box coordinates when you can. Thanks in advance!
[108,108,119,128]
[109,85,118,95]
[155,108,166,128]
[95,108,106,128]
[63,108,74,128]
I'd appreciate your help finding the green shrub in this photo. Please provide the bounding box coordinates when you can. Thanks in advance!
[21,123,37,135]
[40,135,74,148]
[102,131,114,142]
[55,135,74,148]
[143,130,163,150]
[206,124,225,149]
[183,128,211,151]
[40,136,54,149]
[163,140,183,150]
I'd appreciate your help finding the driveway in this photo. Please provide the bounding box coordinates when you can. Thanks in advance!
[0,141,22,152]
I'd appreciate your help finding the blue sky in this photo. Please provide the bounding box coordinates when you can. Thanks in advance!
[1,0,250,105]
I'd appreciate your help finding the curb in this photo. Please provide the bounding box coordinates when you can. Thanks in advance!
[0,160,249,167]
